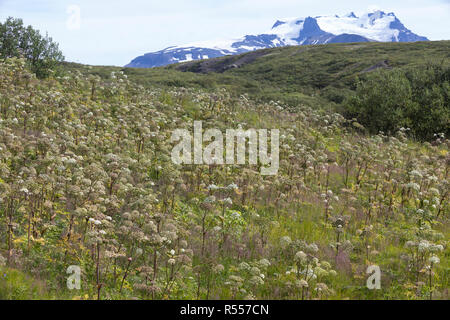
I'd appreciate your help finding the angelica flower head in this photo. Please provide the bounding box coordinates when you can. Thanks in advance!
[295,251,307,263]
[227,183,238,190]
[429,256,440,265]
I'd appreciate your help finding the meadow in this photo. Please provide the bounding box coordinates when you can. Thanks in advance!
[0,55,448,300]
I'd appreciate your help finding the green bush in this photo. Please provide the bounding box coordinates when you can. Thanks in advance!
[0,17,64,78]
[345,64,449,140]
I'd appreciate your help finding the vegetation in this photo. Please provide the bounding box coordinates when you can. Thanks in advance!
[346,64,449,140]
[0,57,448,300]
[0,17,64,78]
[0,266,57,299]
[64,41,449,140]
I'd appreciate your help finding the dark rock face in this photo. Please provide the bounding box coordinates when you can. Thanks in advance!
[389,18,429,42]
[126,12,429,68]
[272,20,286,29]
[231,34,283,50]
[294,17,333,44]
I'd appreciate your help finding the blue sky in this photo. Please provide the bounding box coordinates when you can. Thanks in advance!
[1,0,449,66]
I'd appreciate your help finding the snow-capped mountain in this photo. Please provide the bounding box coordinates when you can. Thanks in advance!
[126,10,428,68]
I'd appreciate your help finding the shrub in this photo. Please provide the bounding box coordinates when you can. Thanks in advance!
[345,63,449,140]
[0,17,64,78]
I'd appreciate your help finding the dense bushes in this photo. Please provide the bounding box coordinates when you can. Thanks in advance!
[0,58,448,300]
[0,17,64,78]
[345,64,449,140]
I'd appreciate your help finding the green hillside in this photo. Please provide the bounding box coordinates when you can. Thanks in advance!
[63,41,449,140]
[65,41,449,106]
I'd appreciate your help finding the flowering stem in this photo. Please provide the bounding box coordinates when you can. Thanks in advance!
[120,257,133,293]
[96,243,101,300]
[429,263,433,300]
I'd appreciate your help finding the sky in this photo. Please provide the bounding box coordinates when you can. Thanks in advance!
[0,0,449,66]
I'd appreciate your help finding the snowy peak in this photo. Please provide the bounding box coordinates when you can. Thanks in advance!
[315,11,400,42]
[126,10,428,68]
[270,10,422,43]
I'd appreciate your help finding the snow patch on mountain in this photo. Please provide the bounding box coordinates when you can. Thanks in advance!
[126,10,428,68]
[269,18,305,45]
[316,12,399,42]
